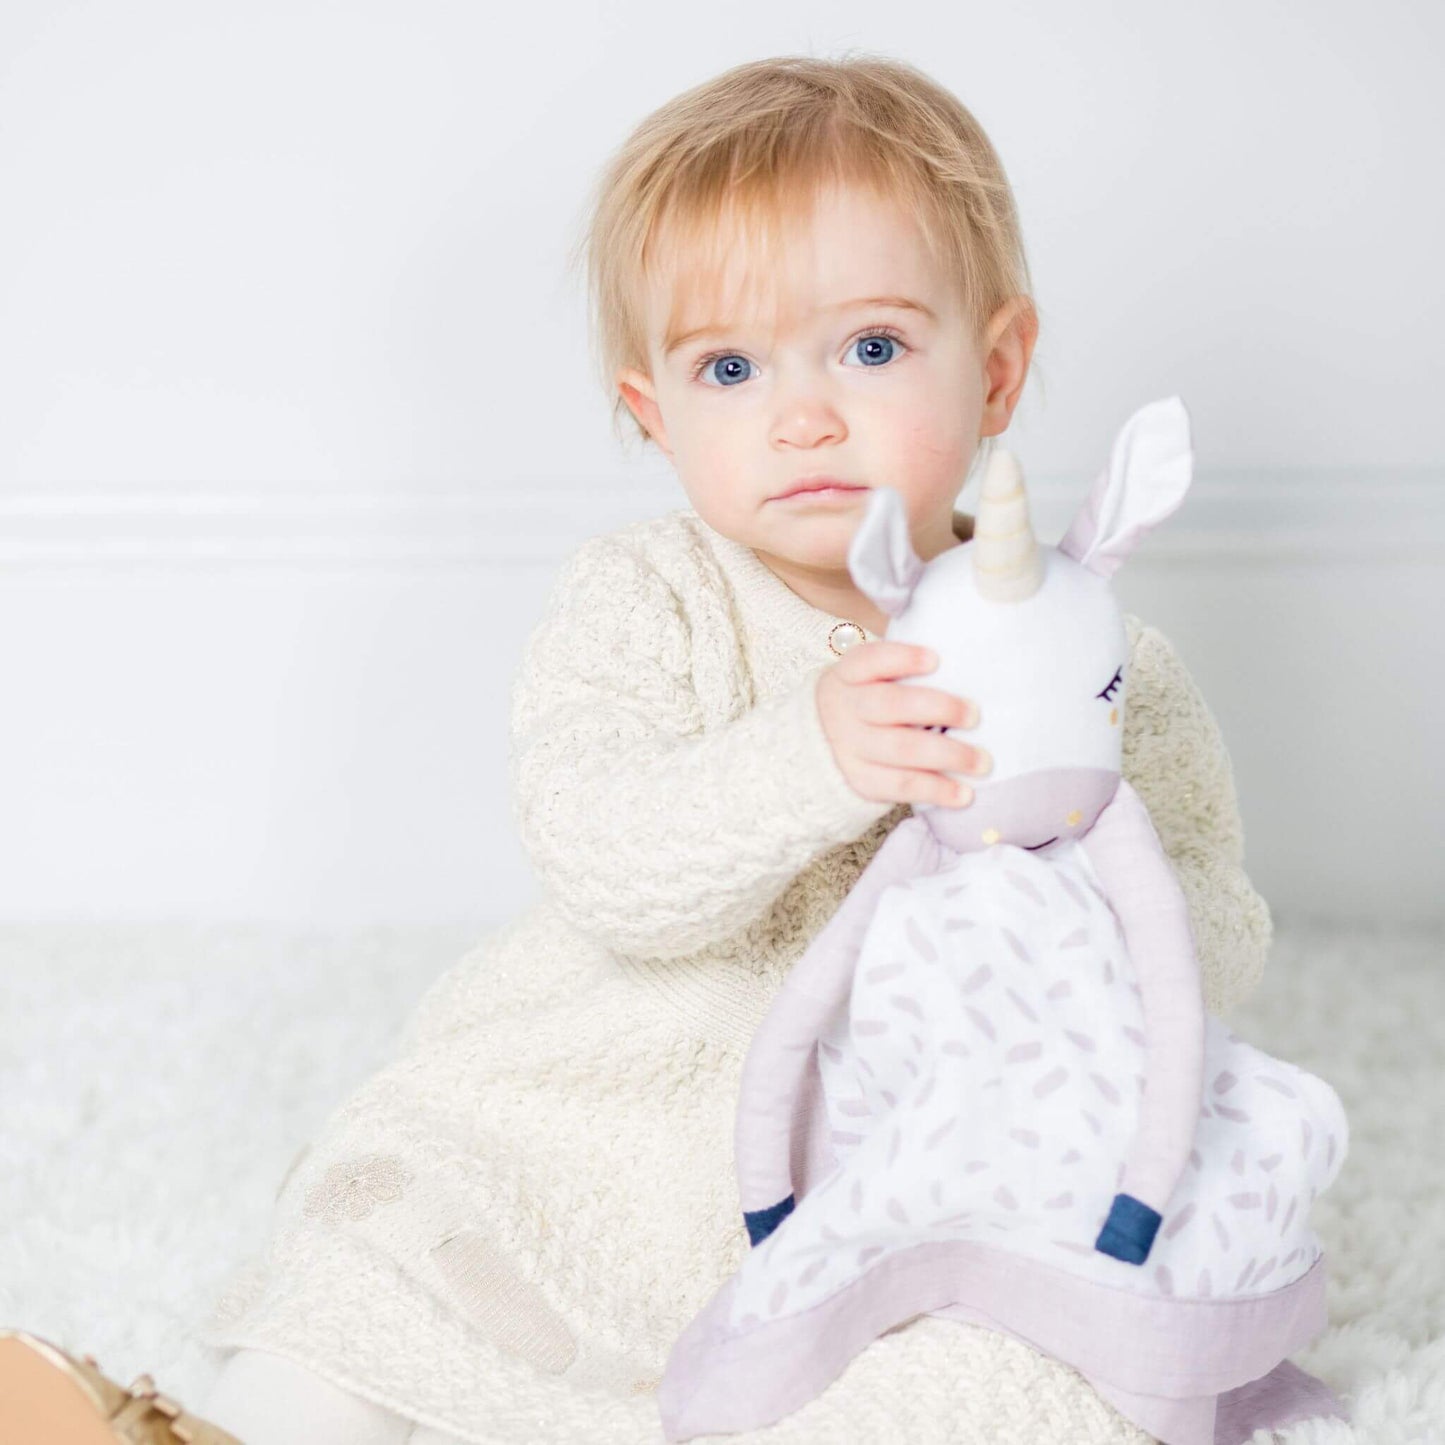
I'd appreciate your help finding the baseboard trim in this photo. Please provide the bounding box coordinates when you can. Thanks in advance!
[1,473,1440,566]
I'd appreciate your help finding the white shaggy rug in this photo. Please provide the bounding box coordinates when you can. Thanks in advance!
[1,918,1441,1444]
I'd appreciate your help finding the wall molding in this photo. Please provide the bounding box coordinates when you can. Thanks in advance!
[0,472,1441,567]
[2,471,1438,923]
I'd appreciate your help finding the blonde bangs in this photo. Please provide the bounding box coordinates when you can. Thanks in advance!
[567,53,1035,448]
[648,164,955,362]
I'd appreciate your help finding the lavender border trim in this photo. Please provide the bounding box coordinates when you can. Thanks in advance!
[659,1239,1330,1441]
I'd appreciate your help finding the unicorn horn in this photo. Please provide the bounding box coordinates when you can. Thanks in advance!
[972,449,1044,602]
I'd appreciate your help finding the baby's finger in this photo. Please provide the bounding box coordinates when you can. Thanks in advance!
[847,759,974,809]
[832,639,937,684]
[863,722,991,779]
[857,682,978,730]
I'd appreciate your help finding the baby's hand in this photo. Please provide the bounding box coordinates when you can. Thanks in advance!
[815,641,990,809]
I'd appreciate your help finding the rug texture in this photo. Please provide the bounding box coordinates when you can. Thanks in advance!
[0,919,1440,1443]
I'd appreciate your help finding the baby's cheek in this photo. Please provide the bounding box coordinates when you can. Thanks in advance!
[672,421,738,498]
[676,452,755,538]
[897,410,974,488]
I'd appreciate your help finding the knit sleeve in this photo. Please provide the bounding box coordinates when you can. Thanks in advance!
[1120,619,1273,1016]
[507,534,894,960]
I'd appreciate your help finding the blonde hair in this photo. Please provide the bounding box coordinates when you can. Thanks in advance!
[566,51,1039,455]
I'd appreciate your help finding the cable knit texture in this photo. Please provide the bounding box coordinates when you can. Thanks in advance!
[198,505,1273,1444]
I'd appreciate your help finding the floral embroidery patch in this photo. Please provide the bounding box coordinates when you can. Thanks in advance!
[205,1260,268,1330]
[302,1153,412,1224]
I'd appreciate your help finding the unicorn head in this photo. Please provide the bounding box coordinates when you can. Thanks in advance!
[847,395,1194,854]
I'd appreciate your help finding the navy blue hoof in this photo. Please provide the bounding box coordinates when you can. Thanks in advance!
[743,1194,795,1247]
[1094,1192,1163,1265]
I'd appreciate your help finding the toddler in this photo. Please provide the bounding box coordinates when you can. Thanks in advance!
[198,54,1272,1445]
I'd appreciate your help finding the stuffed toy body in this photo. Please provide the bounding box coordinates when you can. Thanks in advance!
[658,397,1350,1445]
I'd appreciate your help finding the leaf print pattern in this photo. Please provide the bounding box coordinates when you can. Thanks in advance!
[729,837,1348,1332]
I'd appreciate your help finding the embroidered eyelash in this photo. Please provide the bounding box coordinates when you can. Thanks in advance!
[688,325,908,381]
[1097,667,1124,701]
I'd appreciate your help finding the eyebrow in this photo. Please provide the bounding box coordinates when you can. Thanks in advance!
[662,295,937,358]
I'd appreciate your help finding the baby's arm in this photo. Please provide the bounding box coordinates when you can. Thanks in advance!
[1120,619,1272,1015]
[508,534,893,960]
[1080,777,1205,1264]
[734,814,939,1245]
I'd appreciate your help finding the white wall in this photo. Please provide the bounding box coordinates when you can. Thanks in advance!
[1,1,1441,925]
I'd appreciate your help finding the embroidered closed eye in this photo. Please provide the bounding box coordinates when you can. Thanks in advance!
[1097,667,1123,702]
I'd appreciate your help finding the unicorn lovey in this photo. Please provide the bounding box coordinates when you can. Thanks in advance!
[658,396,1350,1445]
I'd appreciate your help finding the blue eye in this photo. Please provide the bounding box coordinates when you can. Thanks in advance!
[694,355,755,386]
[845,331,904,367]
[688,325,909,386]
[1097,667,1123,702]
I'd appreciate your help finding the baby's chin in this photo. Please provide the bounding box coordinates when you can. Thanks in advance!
[751,513,870,569]
[691,492,861,557]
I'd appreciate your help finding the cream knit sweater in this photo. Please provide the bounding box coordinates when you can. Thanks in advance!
[199,505,1272,1445]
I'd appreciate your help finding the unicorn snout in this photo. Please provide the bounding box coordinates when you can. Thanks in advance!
[918,767,1119,856]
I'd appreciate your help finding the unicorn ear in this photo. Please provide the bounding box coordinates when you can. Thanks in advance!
[1057,395,1194,579]
[847,485,924,619]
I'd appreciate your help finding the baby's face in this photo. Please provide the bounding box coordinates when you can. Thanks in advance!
[618,182,991,570]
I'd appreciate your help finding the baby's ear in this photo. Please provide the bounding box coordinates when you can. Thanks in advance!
[1057,396,1194,579]
[848,486,924,618]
